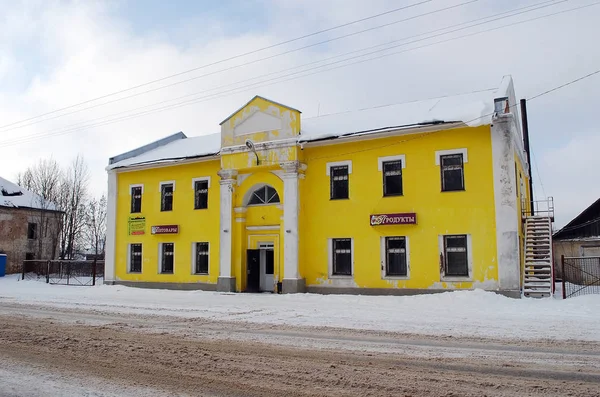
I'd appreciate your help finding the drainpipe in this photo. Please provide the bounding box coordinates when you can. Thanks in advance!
[520,99,535,216]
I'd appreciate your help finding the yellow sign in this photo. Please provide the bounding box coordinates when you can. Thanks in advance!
[128,216,146,235]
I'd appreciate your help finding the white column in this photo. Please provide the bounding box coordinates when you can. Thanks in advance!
[104,171,117,284]
[280,161,306,293]
[217,169,237,291]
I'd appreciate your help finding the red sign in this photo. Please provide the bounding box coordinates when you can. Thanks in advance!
[151,225,179,234]
[370,213,416,226]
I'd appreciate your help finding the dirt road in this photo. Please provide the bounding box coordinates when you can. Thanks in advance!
[1,302,599,397]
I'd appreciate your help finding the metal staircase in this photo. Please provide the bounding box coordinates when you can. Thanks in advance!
[523,216,553,298]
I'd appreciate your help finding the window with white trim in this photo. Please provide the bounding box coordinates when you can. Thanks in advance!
[384,236,407,277]
[160,243,174,274]
[442,235,468,277]
[129,243,142,273]
[131,186,142,213]
[332,238,352,276]
[440,154,465,192]
[330,166,349,200]
[194,180,209,209]
[194,242,209,274]
[382,160,403,196]
[160,182,174,211]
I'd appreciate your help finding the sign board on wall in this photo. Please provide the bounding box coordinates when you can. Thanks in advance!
[369,213,417,226]
[128,216,146,235]
[151,225,179,234]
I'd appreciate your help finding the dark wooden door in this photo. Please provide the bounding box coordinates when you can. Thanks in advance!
[247,249,260,292]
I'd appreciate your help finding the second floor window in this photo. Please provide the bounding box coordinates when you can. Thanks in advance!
[330,165,349,200]
[131,186,142,213]
[382,160,403,196]
[194,180,209,209]
[161,183,174,211]
[441,154,465,192]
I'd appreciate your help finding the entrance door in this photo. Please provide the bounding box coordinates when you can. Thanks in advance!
[258,242,275,292]
[247,249,260,293]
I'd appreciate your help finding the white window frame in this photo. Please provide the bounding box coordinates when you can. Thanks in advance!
[191,176,211,189]
[192,177,211,210]
[326,160,352,176]
[159,181,175,212]
[129,184,144,194]
[435,148,468,165]
[380,236,410,280]
[377,155,406,171]
[158,242,175,274]
[127,243,143,274]
[191,242,210,275]
[328,238,353,278]
[159,180,176,192]
[438,234,473,281]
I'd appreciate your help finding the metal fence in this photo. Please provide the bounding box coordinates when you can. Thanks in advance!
[21,259,104,286]
[561,256,600,299]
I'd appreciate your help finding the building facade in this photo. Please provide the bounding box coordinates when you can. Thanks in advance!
[0,177,62,273]
[553,197,600,278]
[105,75,531,297]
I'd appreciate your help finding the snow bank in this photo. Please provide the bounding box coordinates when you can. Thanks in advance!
[2,274,598,341]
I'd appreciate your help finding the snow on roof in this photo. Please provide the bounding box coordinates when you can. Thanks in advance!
[299,89,495,142]
[107,85,503,171]
[0,176,58,211]
[107,132,221,170]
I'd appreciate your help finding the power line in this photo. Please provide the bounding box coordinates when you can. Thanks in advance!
[301,66,600,163]
[0,0,478,133]
[0,0,435,130]
[529,69,600,100]
[0,0,579,147]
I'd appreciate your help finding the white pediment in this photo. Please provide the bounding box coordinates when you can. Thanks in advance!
[233,111,282,136]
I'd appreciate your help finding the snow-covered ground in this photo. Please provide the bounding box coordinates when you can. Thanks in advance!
[1,274,599,342]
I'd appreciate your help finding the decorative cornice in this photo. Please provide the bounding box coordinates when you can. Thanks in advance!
[280,161,307,174]
[218,169,238,181]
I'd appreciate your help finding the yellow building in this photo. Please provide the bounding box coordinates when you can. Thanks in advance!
[104,75,532,297]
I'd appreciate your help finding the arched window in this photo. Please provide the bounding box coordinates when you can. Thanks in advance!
[248,185,280,206]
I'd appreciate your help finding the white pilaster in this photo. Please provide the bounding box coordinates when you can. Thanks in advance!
[217,169,237,291]
[491,114,520,293]
[105,171,117,284]
[280,161,306,293]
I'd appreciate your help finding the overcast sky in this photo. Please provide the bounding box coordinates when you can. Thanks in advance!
[0,0,598,228]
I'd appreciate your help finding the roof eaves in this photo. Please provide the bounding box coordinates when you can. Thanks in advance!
[298,120,456,143]
[108,131,187,166]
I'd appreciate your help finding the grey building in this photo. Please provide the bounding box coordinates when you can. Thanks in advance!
[0,177,62,274]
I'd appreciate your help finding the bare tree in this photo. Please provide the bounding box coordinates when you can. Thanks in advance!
[84,194,107,259]
[59,155,89,259]
[20,158,63,259]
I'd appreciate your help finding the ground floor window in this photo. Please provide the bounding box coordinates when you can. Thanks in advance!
[443,235,469,277]
[332,238,352,276]
[160,243,174,274]
[384,236,407,277]
[129,243,142,273]
[194,242,209,274]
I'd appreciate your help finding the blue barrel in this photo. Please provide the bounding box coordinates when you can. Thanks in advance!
[0,254,6,277]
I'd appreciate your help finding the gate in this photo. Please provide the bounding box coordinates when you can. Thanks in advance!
[560,256,600,299]
[22,259,105,286]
